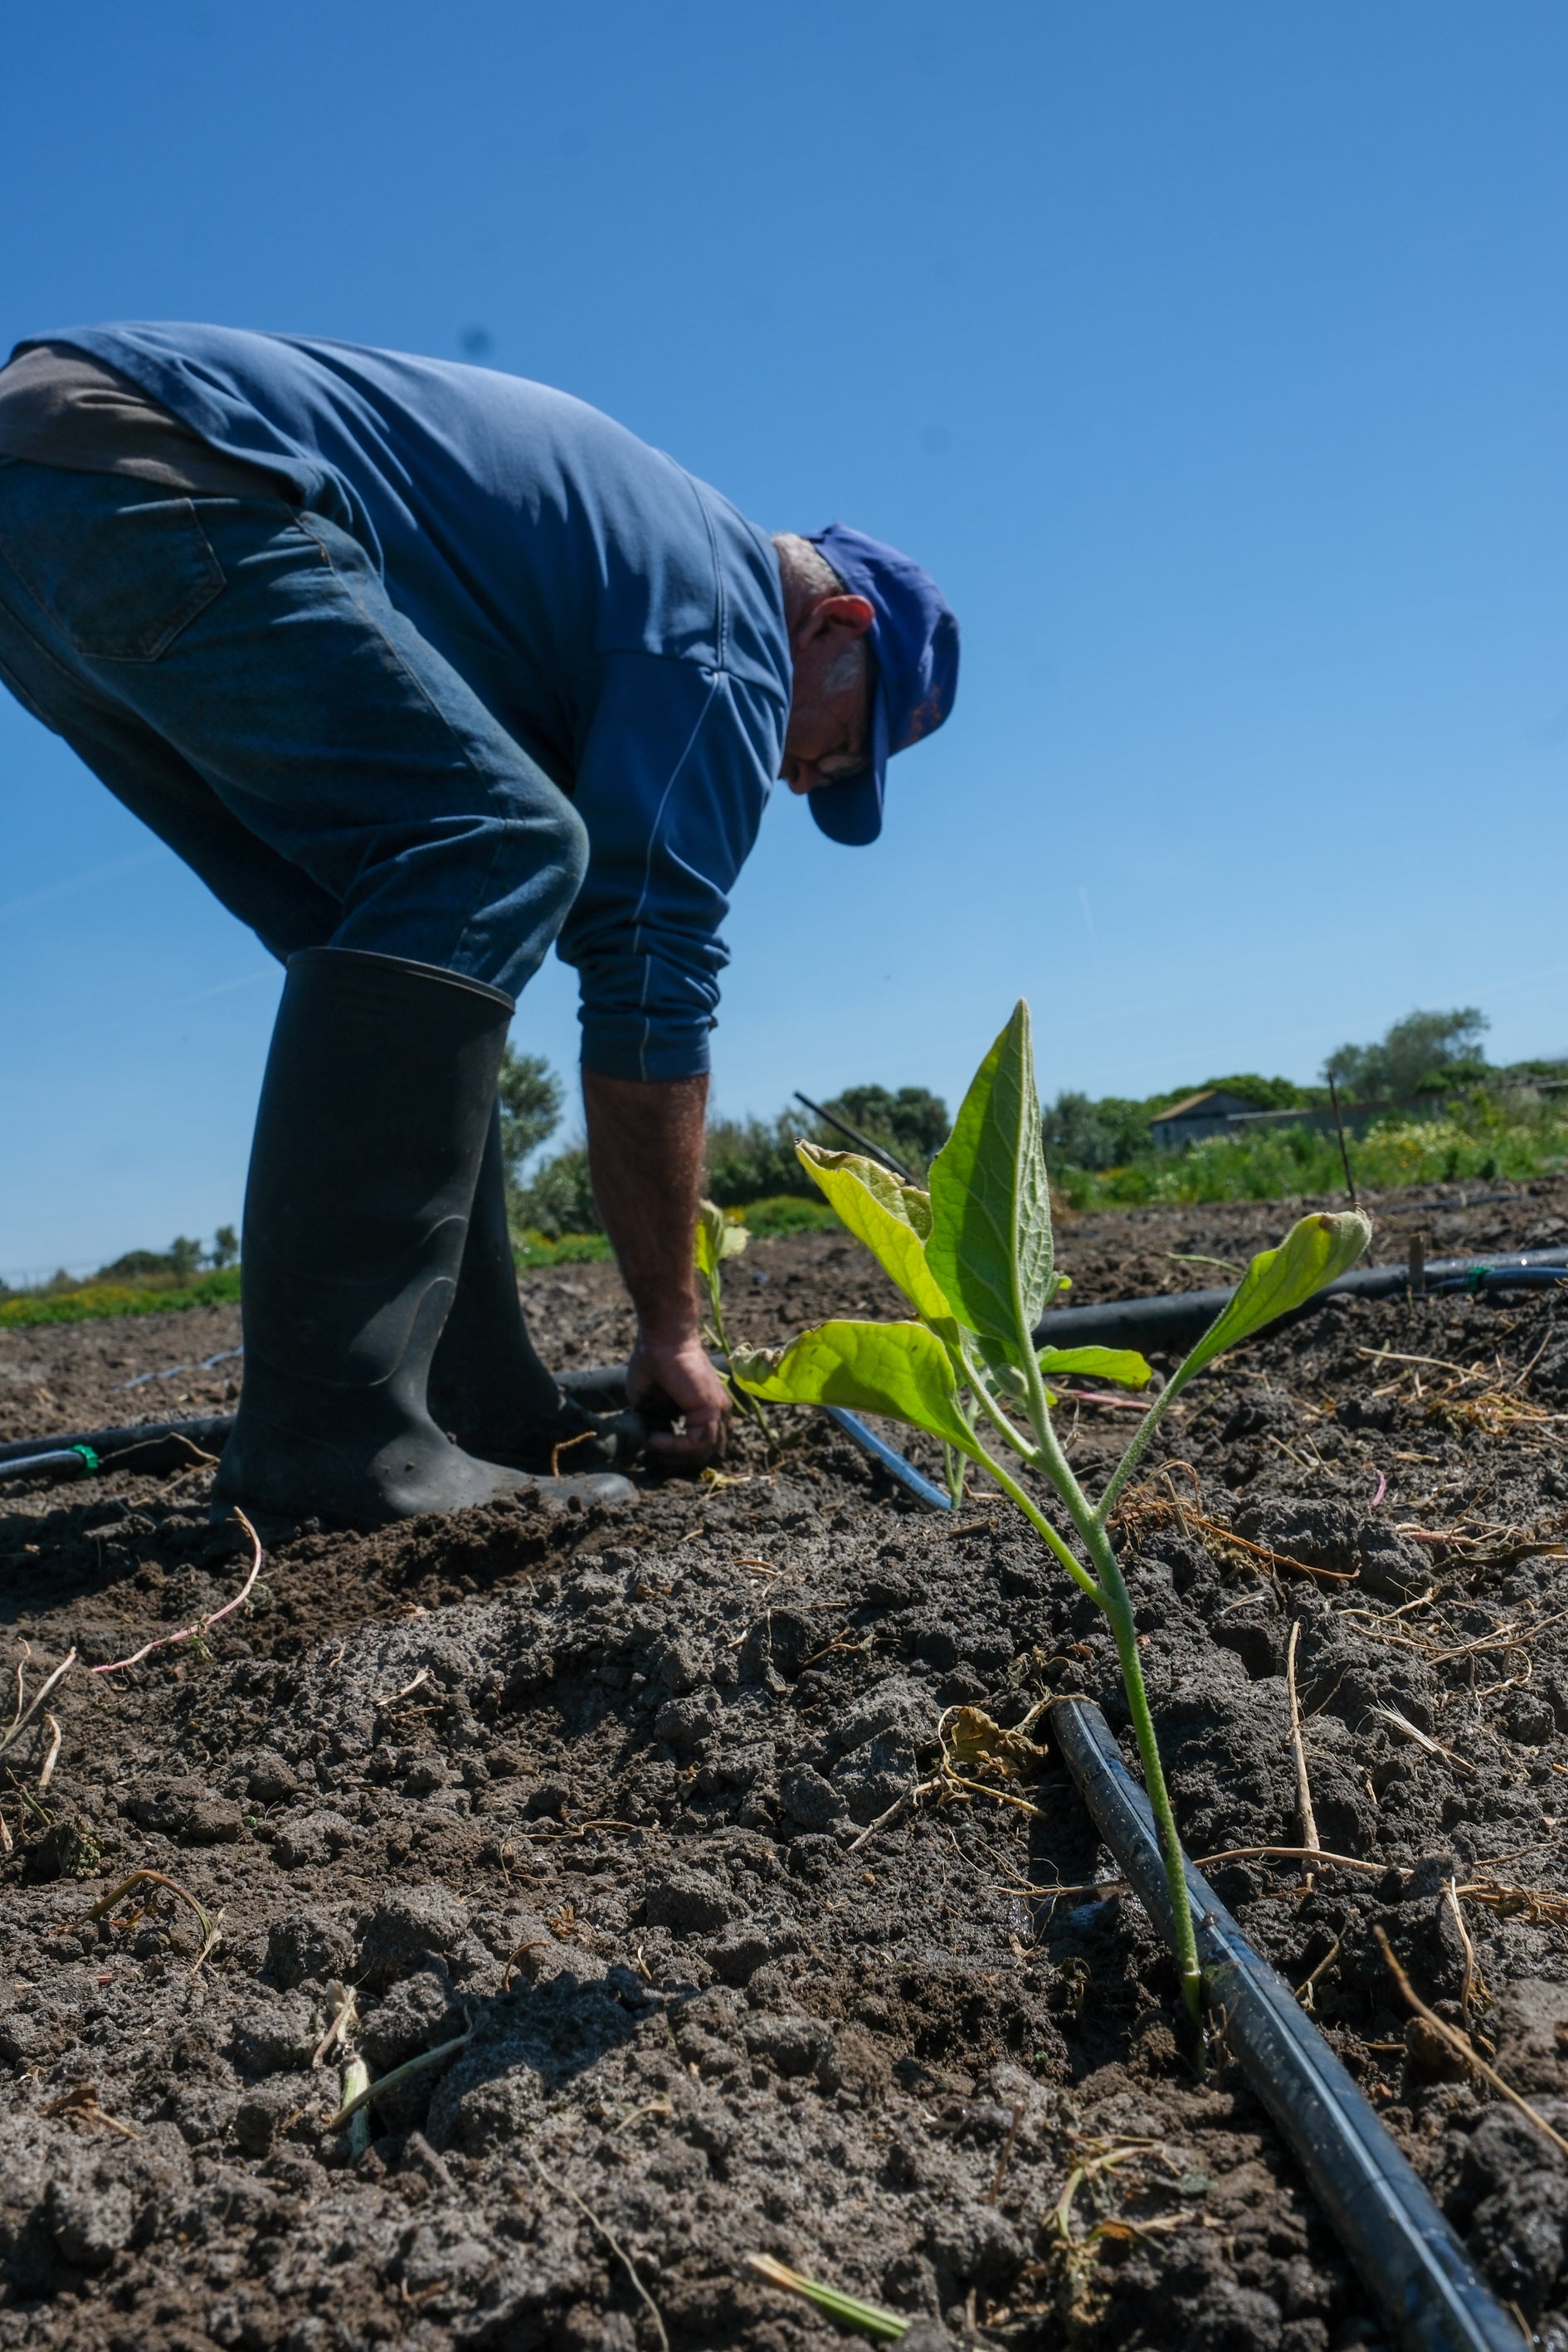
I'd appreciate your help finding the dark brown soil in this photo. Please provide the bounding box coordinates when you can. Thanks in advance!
[2,1176,1568,2351]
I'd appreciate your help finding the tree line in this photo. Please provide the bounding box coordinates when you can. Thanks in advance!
[14,1006,1547,1289]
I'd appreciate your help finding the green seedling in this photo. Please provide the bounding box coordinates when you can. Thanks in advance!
[326,2028,473,2130]
[336,2057,373,2161]
[735,1001,1370,2027]
[743,2252,908,2340]
[694,1197,770,1437]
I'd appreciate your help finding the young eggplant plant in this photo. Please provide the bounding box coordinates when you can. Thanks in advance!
[733,1002,1370,2028]
[694,1199,770,1439]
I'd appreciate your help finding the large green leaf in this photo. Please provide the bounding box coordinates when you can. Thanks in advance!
[798,1142,932,1237]
[1182,1211,1372,1377]
[694,1198,747,1283]
[1039,1345,1152,1390]
[796,1144,952,1324]
[927,1001,1054,1357]
[732,1319,976,1451]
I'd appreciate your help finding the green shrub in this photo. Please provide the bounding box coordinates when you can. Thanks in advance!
[1324,1006,1488,1099]
[498,1046,565,1230]
[511,1230,613,1268]
[89,1230,240,1285]
[1190,1072,1317,1111]
[0,1268,244,1329]
[731,1195,840,1237]
[93,1249,179,1283]
[705,1113,821,1206]
[1042,1092,1149,1171]
[508,1082,952,1239]
[509,1145,599,1239]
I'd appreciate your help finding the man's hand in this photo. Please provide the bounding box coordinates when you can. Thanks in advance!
[582,1068,729,1470]
[627,1330,732,1467]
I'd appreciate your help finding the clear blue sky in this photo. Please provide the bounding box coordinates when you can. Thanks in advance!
[3,2,1566,1276]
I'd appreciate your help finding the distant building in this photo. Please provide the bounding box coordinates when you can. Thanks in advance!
[1148,1089,1269,1153]
[1149,1088,1451,1154]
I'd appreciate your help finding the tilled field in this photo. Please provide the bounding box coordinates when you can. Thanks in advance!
[2,1181,1568,2351]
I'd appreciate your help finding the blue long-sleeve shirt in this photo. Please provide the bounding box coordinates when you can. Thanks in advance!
[41,323,791,1080]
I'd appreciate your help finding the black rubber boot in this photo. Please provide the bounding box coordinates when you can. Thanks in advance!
[426,1103,643,1474]
[214,947,632,1527]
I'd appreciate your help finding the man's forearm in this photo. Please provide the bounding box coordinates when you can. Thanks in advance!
[582,1070,708,1337]
[582,1069,729,1463]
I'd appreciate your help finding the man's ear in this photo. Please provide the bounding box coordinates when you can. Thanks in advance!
[798,592,875,646]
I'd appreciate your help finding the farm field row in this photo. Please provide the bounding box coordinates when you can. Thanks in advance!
[0,1183,1566,2345]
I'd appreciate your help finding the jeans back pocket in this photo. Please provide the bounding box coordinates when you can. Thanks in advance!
[0,475,226,661]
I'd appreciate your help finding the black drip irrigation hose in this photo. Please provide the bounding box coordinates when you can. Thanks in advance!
[565,1366,957,1510]
[119,1345,242,1393]
[1050,1699,1522,2352]
[562,1366,957,1512]
[0,1373,630,1491]
[1034,1245,1568,1357]
[5,1244,1564,1492]
[0,1415,234,1487]
[0,1444,100,1483]
[818,1404,953,1510]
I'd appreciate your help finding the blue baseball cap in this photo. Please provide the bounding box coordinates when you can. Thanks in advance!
[803,523,960,845]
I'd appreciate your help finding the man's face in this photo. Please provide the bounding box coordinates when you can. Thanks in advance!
[780,594,875,795]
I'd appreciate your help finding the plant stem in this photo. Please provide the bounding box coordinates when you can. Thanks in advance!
[1094,1353,1205,1525]
[704,1278,771,1438]
[1078,1515,1202,2027]
[957,1341,1042,1463]
[1014,1311,1205,2029]
[339,2058,372,2161]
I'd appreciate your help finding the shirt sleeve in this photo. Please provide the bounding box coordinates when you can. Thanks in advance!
[555,651,784,1081]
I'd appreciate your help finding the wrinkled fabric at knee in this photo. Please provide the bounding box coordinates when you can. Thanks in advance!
[464,791,590,1000]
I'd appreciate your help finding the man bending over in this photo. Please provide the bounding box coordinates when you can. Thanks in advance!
[0,327,958,1525]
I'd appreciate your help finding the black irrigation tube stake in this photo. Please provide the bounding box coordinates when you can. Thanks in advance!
[792,1092,916,1183]
[1049,1697,1522,2352]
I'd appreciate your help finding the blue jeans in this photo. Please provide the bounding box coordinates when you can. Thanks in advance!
[0,460,588,992]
